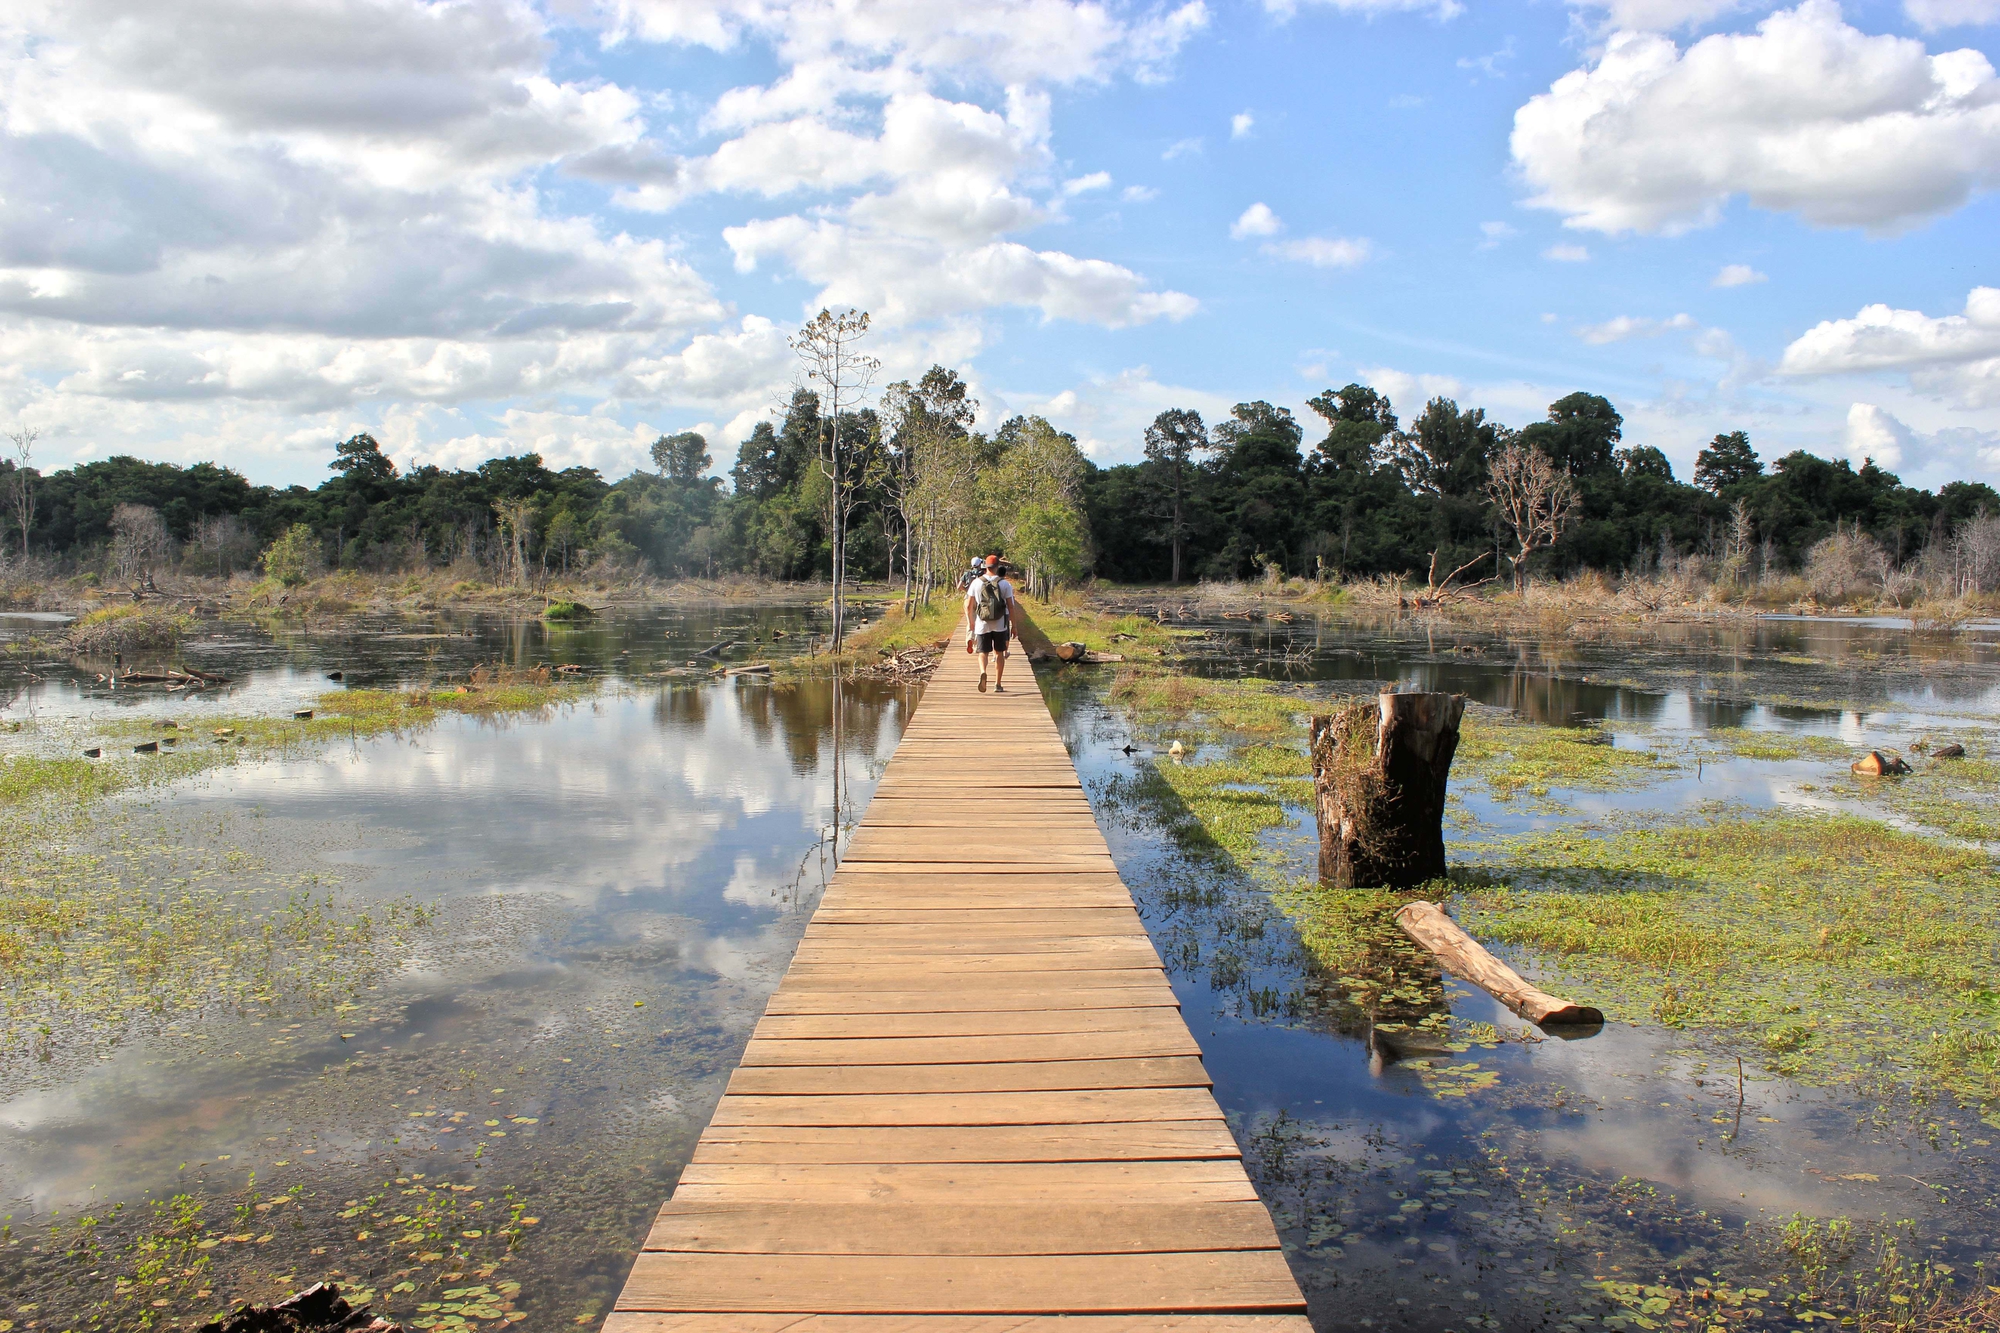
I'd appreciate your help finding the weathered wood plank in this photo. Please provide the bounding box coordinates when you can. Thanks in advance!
[615,1250,1306,1314]
[640,1200,1283,1255]
[666,1160,1264,1204]
[722,1057,1211,1096]
[606,1317,1314,1333]
[708,1087,1224,1127]
[752,1008,1183,1040]
[736,1029,1202,1067]
[688,1120,1238,1164]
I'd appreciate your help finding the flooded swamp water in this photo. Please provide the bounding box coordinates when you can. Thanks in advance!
[0,604,913,1331]
[4,604,2000,1332]
[1054,611,2000,1332]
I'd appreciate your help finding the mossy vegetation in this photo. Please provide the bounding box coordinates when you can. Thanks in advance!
[64,603,195,654]
[1458,812,2000,1101]
[541,599,592,620]
[0,671,594,1077]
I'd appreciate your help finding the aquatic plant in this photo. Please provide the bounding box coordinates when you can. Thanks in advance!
[64,603,194,654]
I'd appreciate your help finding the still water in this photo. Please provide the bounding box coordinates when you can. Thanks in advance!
[0,607,913,1328]
[2,605,1997,1331]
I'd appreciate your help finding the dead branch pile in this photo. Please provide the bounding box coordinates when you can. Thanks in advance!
[855,644,944,681]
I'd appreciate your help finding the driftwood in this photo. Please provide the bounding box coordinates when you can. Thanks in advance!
[696,639,738,658]
[725,663,773,677]
[196,1282,400,1333]
[1396,901,1602,1028]
[1935,742,1967,759]
[1310,692,1466,888]
[99,667,230,688]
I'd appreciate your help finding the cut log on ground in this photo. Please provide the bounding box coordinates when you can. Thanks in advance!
[1396,901,1602,1028]
[1310,692,1466,889]
[1852,750,1910,776]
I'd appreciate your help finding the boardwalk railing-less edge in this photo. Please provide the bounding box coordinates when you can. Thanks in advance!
[606,615,1311,1332]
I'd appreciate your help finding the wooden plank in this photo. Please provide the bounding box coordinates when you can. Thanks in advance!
[641,1200,1283,1256]
[723,1057,1211,1096]
[760,988,1179,1016]
[737,1029,1202,1067]
[607,1317,1314,1332]
[666,1161,1263,1205]
[689,1120,1238,1164]
[708,1088,1223,1126]
[753,1008,1183,1039]
[616,1250,1306,1314]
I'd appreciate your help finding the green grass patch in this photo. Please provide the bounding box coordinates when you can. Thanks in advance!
[1702,728,1856,762]
[1453,713,1678,800]
[1458,812,2000,1102]
[541,599,592,620]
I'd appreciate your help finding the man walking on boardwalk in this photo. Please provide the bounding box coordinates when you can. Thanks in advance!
[964,554,1018,694]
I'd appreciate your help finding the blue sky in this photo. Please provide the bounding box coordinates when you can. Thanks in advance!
[3,0,1996,490]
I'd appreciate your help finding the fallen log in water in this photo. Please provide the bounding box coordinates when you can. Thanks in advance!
[1395,900,1602,1028]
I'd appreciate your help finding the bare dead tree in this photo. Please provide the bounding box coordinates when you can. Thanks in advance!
[111,503,169,585]
[1484,443,1579,592]
[791,308,880,649]
[6,423,36,559]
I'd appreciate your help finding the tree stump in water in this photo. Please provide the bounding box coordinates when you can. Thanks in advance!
[1310,692,1467,888]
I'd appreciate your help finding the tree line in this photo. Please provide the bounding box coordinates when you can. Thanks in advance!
[6,365,1998,601]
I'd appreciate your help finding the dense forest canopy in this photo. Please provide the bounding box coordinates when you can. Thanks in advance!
[5,372,1998,593]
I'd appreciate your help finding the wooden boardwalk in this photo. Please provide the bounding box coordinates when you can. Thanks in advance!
[607,623,1310,1332]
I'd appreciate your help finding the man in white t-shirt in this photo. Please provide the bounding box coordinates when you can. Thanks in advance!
[963,554,1018,694]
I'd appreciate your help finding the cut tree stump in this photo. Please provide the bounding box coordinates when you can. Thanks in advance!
[1309,693,1466,889]
[1851,750,1910,776]
[1395,901,1602,1028]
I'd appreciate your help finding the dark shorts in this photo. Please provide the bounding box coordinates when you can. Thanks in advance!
[977,630,1011,654]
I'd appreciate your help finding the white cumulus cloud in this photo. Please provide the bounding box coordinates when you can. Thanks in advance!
[1262,0,1465,21]
[1544,243,1592,262]
[1576,313,1698,344]
[1569,0,1746,33]
[1905,0,2000,32]
[1231,110,1255,138]
[1713,264,1768,287]
[1265,237,1372,267]
[1230,203,1284,238]
[1843,402,1913,466]
[1511,1,2000,235]
[1780,286,2000,406]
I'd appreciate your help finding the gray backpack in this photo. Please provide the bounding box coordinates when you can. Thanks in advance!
[974,576,1008,622]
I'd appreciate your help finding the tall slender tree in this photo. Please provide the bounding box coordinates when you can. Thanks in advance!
[790,309,880,648]
[1143,408,1206,582]
[6,423,36,558]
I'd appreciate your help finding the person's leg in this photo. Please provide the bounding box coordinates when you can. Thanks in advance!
[992,644,1007,690]
[978,642,991,690]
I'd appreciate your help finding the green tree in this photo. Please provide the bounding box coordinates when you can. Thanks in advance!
[261,523,318,587]
[329,433,398,489]
[1616,445,1674,480]
[652,432,711,484]
[1694,430,1762,493]
[1011,499,1088,592]
[1519,393,1622,476]
[1143,408,1206,583]
[1307,384,1396,474]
